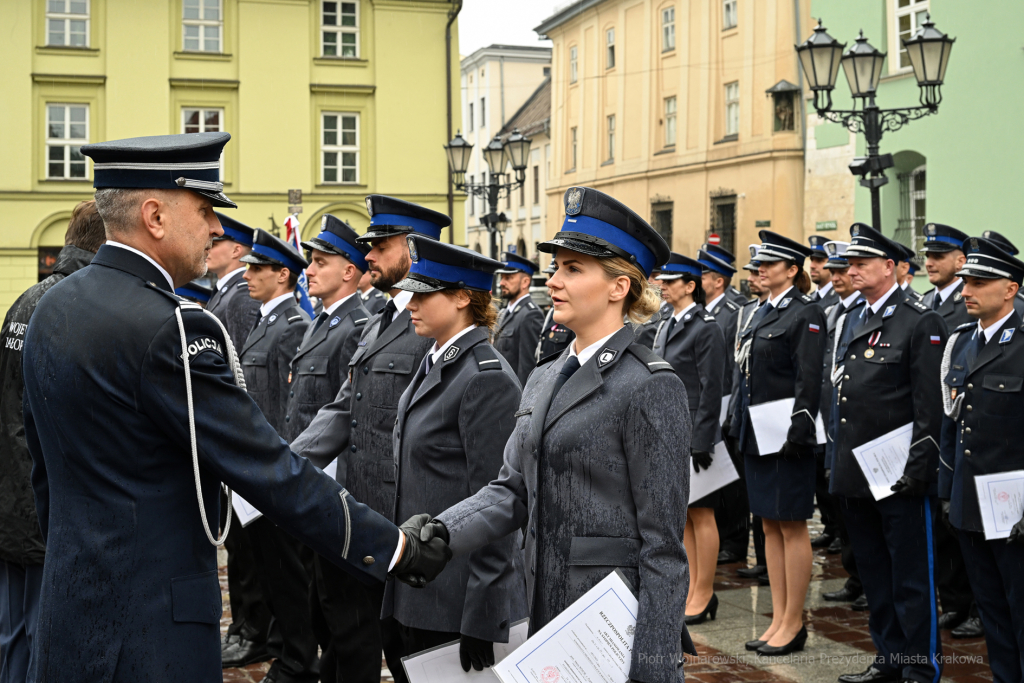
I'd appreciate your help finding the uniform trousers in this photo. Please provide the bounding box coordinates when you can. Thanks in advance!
[248,517,319,682]
[379,619,460,683]
[933,521,976,618]
[841,494,942,683]
[815,451,841,537]
[221,490,271,642]
[0,561,42,683]
[957,531,1024,683]
[719,434,752,557]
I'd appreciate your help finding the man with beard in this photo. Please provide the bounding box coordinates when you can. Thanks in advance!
[290,196,445,683]
[493,252,543,386]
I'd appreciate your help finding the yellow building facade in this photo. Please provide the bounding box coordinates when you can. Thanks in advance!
[0,0,462,312]
[537,0,811,264]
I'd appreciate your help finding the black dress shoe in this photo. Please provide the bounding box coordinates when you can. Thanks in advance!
[737,564,767,578]
[837,665,899,683]
[757,574,770,586]
[811,532,835,548]
[744,639,766,651]
[261,667,279,683]
[684,594,718,625]
[221,633,239,654]
[757,626,807,655]
[850,594,868,611]
[951,616,984,639]
[827,537,843,554]
[222,637,271,669]
[937,611,965,630]
[823,585,862,602]
[717,550,743,565]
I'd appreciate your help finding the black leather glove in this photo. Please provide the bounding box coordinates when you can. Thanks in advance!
[691,449,713,473]
[1007,517,1024,545]
[778,440,813,459]
[459,634,495,672]
[890,475,928,497]
[721,417,732,436]
[391,514,452,588]
[419,518,450,545]
[939,499,953,530]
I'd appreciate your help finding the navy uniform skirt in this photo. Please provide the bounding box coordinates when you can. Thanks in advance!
[744,453,815,521]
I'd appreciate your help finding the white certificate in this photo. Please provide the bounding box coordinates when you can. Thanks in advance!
[974,470,1024,540]
[323,458,338,480]
[402,619,529,683]
[719,396,731,424]
[494,570,638,683]
[689,441,739,504]
[851,423,912,501]
[748,397,826,455]
[231,491,262,527]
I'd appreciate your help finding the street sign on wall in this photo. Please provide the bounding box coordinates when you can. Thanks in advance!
[816,220,838,231]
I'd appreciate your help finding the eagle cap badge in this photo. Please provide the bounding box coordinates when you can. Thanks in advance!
[365,197,374,216]
[565,187,585,216]
[406,235,419,262]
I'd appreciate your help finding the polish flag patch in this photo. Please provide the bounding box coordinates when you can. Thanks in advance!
[930,335,942,345]
[808,324,820,333]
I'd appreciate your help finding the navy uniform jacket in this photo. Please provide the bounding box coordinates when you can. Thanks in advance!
[494,297,544,387]
[814,286,840,310]
[360,288,388,316]
[828,288,947,498]
[437,326,695,683]
[635,300,672,349]
[922,280,972,331]
[705,295,740,396]
[280,295,368,442]
[903,284,925,303]
[939,314,1024,531]
[290,306,433,516]
[652,305,725,452]
[534,307,574,363]
[821,298,860,464]
[207,269,261,350]
[383,328,527,641]
[22,246,397,683]
[739,292,827,455]
[240,297,308,432]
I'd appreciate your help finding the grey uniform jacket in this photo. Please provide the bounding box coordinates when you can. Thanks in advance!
[814,287,840,310]
[207,270,261,350]
[494,298,544,387]
[290,307,433,516]
[922,280,972,332]
[436,326,695,683]
[360,288,388,316]
[705,295,740,396]
[652,305,725,452]
[240,299,309,433]
[382,327,527,641]
[279,295,369,442]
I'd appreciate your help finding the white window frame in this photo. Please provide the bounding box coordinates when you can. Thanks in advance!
[480,97,486,128]
[606,28,615,69]
[46,103,89,180]
[893,0,929,72]
[606,115,615,161]
[183,0,223,53]
[570,126,578,170]
[46,0,90,47]
[725,81,739,136]
[664,96,677,147]
[662,7,675,52]
[570,45,578,84]
[321,1,359,58]
[182,107,225,175]
[723,0,737,29]
[468,102,474,132]
[321,112,359,184]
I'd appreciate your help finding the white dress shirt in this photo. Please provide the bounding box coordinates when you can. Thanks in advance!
[705,292,726,313]
[390,290,413,321]
[218,266,247,291]
[865,282,901,315]
[259,292,296,318]
[936,277,963,305]
[766,285,795,308]
[430,325,478,365]
[816,281,834,299]
[569,327,622,367]
[672,302,698,323]
[505,293,532,316]
[322,291,357,316]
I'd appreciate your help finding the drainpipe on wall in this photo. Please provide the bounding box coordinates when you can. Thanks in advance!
[794,0,807,153]
[446,0,463,243]
[500,56,506,127]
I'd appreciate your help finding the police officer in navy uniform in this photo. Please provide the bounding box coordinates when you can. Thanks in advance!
[703,243,748,305]
[383,237,527,680]
[358,269,388,315]
[980,229,1024,316]
[22,132,450,683]
[290,195,445,682]
[207,213,263,348]
[921,223,972,330]
[175,280,213,305]
[535,264,575,362]
[634,271,672,349]
[809,235,840,308]
[896,243,925,303]
[493,252,544,386]
[939,237,1024,683]
[829,223,946,683]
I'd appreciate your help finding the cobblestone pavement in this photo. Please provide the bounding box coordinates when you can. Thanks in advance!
[219,515,990,683]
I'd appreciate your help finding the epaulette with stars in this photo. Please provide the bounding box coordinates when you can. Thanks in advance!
[904,299,929,314]
[954,321,975,333]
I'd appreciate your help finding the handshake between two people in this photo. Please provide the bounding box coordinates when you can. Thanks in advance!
[388,513,453,589]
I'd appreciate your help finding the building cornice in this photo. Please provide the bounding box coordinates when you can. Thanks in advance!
[460,45,551,72]
[309,83,376,94]
[169,78,240,90]
[31,73,106,85]
[534,0,609,37]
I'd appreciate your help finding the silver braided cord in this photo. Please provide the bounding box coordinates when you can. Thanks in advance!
[941,330,964,420]
[831,311,848,388]
[734,303,758,373]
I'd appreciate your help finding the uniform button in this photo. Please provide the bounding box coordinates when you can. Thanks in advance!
[841,397,847,403]
[841,418,847,424]
[356,393,362,400]
[850,354,856,360]
[309,365,315,371]
[285,415,290,422]
[965,428,971,434]
[844,375,850,381]
[363,556,375,565]
[290,391,294,397]
[363,366,369,375]
[351,445,357,452]
[966,405,973,411]
[388,362,395,369]
[1000,383,1005,389]
[967,383,973,390]
[965,450,971,457]
[499,620,508,629]
[351,420,357,427]
[768,334,772,338]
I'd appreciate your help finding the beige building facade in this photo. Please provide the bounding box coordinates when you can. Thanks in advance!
[537,0,812,268]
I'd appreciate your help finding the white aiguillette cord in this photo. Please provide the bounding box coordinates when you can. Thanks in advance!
[174,302,247,546]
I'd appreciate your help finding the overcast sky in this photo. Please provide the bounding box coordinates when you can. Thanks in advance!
[458,0,559,56]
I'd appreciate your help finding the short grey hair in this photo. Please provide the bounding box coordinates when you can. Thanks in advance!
[93,188,150,237]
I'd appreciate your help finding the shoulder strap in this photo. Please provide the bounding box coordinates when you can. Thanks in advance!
[626,342,674,373]
[472,343,503,371]
[348,307,369,326]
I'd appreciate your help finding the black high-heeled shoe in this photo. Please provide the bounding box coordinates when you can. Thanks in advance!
[744,639,765,651]
[756,625,808,656]
[683,594,718,625]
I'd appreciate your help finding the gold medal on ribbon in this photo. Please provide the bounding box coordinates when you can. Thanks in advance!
[864,348,875,359]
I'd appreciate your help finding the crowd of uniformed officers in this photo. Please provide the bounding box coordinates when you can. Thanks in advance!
[0,130,1022,683]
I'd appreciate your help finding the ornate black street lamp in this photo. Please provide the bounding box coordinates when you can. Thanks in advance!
[796,16,954,231]
[444,129,531,259]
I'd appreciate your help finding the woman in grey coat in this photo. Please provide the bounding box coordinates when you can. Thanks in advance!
[419,187,696,683]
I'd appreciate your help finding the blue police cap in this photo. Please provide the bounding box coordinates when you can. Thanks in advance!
[981,230,1019,256]
[744,244,762,272]
[703,243,736,265]
[538,186,670,278]
[495,251,537,276]
[823,240,850,269]
[908,259,921,275]
[175,280,213,304]
[958,237,1024,285]
[240,228,309,274]
[80,132,234,208]
[396,235,502,293]
[656,253,703,280]
[214,212,254,246]
[844,223,905,262]
[756,230,814,266]
[896,242,915,263]
[301,214,370,272]
[920,222,968,254]
[697,248,736,277]
[808,235,830,255]
[359,195,450,243]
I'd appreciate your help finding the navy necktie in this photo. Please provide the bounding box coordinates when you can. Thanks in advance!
[378,300,398,336]
[665,316,677,341]
[311,311,329,334]
[552,356,581,399]
[932,293,942,311]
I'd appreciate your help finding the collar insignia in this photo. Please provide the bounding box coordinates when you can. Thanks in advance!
[443,346,460,362]
[329,316,341,328]
[597,348,617,367]
[1000,328,1015,344]
[883,305,897,318]
[954,291,963,301]
[268,314,278,324]
[778,298,792,309]
[565,187,584,216]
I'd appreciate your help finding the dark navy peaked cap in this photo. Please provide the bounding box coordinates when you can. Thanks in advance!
[756,230,813,266]
[538,186,670,278]
[302,214,370,272]
[495,251,537,275]
[958,237,1024,285]
[656,253,703,280]
[175,280,213,303]
[845,223,905,262]
[704,243,736,265]
[240,229,309,274]
[808,235,830,255]
[81,132,235,208]
[214,212,255,246]
[920,222,968,254]
[981,230,1019,256]
[397,236,503,293]
[697,248,736,277]
[896,242,916,263]
[359,195,450,243]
